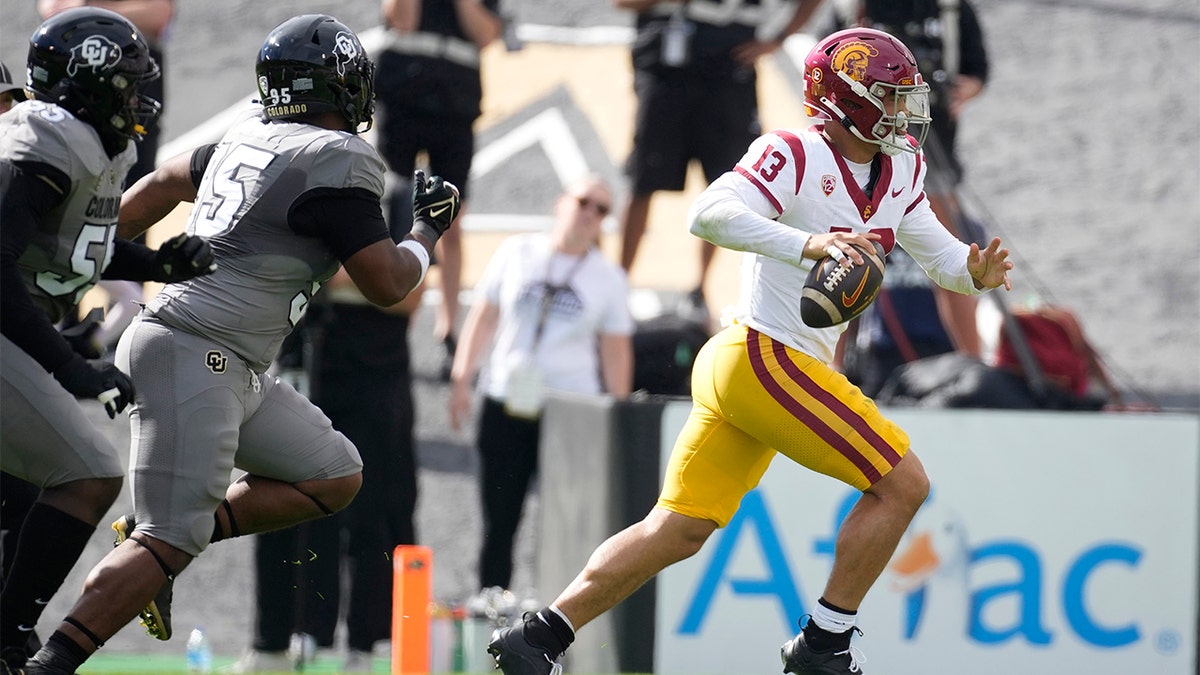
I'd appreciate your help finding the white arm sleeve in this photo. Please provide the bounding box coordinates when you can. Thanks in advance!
[687,172,810,267]
[898,196,984,295]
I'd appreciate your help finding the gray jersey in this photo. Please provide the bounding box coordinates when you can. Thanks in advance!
[0,100,136,324]
[147,110,387,372]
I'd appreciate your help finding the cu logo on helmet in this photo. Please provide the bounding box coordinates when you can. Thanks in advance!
[831,41,878,82]
[333,32,358,77]
[68,36,122,76]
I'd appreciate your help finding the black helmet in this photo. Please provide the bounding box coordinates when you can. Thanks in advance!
[26,7,161,155]
[256,14,375,133]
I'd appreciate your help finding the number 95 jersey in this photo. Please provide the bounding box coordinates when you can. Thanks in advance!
[0,101,137,324]
[146,110,387,372]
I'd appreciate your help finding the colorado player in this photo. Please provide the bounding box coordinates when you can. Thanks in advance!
[0,8,214,671]
[486,28,1012,675]
[20,15,459,675]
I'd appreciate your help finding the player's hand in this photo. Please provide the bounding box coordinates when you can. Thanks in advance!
[53,355,136,419]
[153,233,217,283]
[803,231,882,267]
[60,307,106,360]
[968,237,1013,291]
[410,170,461,246]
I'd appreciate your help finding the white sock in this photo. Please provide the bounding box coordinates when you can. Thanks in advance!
[811,599,857,634]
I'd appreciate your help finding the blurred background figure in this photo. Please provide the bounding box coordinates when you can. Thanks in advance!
[449,176,634,593]
[613,0,822,324]
[831,0,990,357]
[372,0,503,380]
[837,247,957,398]
[0,60,25,113]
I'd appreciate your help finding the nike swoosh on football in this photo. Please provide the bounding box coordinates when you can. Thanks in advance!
[891,187,903,198]
[842,271,871,307]
[429,205,450,218]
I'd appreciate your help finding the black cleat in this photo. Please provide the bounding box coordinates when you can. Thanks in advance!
[112,515,173,641]
[486,621,563,675]
[781,628,865,674]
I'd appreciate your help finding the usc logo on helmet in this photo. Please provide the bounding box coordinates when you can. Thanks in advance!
[831,41,879,83]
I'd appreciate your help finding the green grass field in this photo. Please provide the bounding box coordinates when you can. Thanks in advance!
[76,652,648,675]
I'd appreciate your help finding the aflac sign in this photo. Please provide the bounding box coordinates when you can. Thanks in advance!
[654,408,1198,675]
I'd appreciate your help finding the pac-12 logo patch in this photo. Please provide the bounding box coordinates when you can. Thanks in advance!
[821,174,837,196]
[205,350,228,374]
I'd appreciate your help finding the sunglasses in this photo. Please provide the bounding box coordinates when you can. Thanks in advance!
[575,195,611,217]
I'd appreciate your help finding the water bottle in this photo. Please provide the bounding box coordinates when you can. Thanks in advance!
[186,626,213,673]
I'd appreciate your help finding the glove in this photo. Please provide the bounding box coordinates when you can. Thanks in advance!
[53,355,136,419]
[60,307,106,360]
[154,233,216,283]
[410,170,461,245]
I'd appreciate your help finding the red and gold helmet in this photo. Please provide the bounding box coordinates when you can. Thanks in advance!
[804,27,931,156]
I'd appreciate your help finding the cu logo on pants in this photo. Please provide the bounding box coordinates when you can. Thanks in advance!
[205,350,228,374]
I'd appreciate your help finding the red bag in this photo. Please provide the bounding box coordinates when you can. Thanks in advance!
[995,307,1090,396]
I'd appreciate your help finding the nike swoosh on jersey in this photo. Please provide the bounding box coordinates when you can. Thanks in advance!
[891,187,903,198]
[18,624,36,632]
[842,270,871,307]
[34,597,50,605]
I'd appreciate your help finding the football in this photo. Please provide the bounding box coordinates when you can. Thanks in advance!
[800,241,887,328]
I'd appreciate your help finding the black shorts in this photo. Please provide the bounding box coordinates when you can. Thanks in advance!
[377,115,475,200]
[626,71,760,195]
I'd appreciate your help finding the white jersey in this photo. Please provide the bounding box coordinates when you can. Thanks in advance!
[475,234,634,399]
[689,124,981,363]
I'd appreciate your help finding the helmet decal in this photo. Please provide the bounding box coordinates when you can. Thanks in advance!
[333,31,358,78]
[68,36,122,76]
[831,41,879,83]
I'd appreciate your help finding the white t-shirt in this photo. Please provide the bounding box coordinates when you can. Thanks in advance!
[476,233,634,400]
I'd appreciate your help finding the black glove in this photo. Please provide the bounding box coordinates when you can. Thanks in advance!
[154,233,216,283]
[60,307,106,360]
[53,355,135,419]
[410,170,461,245]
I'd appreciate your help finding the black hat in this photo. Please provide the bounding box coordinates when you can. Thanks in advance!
[0,60,27,100]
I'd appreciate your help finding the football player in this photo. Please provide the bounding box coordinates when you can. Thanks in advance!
[0,8,215,671]
[18,14,458,675]
[486,28,1012,675]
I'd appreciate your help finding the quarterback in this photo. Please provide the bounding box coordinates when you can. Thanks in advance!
[487,27,1012,675]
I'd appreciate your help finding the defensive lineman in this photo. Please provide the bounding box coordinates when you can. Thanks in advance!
[0,8,215,670]
[18,14,459,675]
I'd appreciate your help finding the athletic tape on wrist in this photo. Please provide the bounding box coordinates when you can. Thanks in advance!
[398,239,430,287]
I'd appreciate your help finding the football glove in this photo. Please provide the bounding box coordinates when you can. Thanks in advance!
[410,170,460,246]
[153,233,217,283]
[53,354,135,419]
[60,307,106,360]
